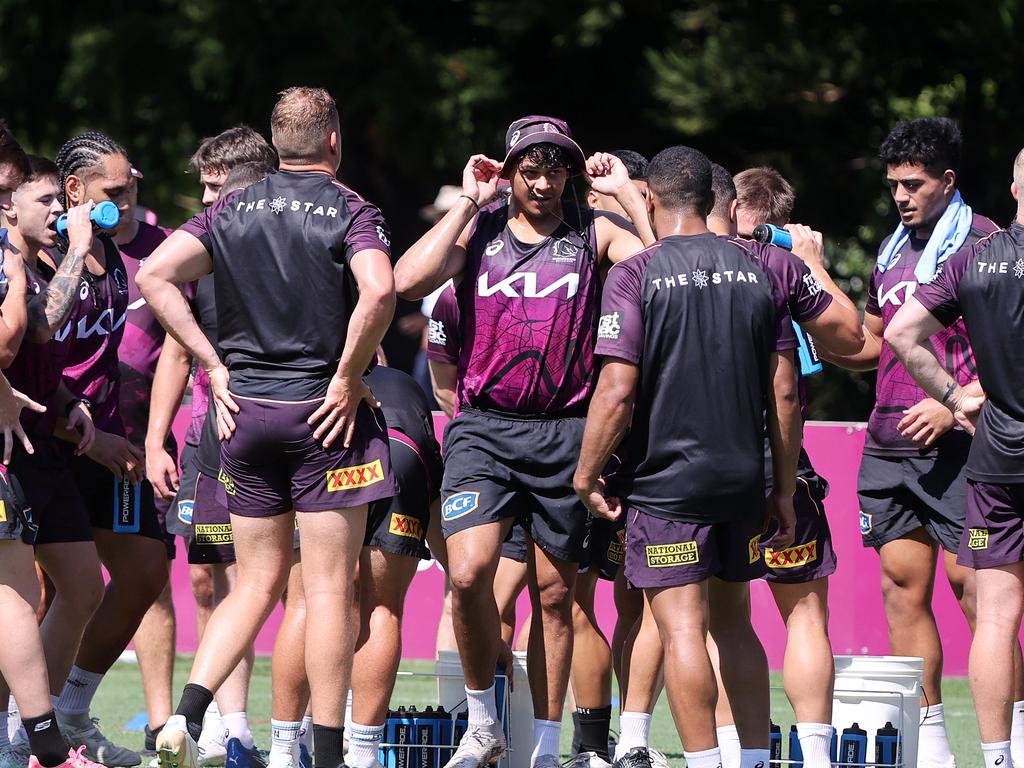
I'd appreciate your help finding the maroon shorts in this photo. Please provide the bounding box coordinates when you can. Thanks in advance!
[187,472,235,565]
[762,474,837,584]
[623,506,766,589]
[956,481,1024,569]
[220,395,397,517]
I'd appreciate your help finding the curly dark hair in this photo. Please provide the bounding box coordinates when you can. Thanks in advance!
[611,149,649,181]
[647,146,712,213]
[516,143,576,171]
[880,117,961,176]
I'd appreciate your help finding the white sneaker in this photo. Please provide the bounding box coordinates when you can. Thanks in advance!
[266,755,296,768]
[56,712,141,767]
[156,716,199,768]
[563,754,613,768]
[442,726,506,768]
[343,757,383,768]
[196,728,226,768]
[646,750,670,768]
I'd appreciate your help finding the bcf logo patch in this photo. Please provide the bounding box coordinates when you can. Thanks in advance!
[177,499,194,525]
[859,511,872,536]
[326,459,384,492]
[390,513,423,540]
[442,491,479,521]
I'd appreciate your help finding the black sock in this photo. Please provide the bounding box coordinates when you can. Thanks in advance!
[23,711,68,768]
[571,711,582,755]
[174,683,214,741]
[576,705,612,760]
[312,724,346,768]
[145,723,165,751]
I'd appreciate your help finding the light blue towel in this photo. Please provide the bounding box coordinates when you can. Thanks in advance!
[876,189,973,283]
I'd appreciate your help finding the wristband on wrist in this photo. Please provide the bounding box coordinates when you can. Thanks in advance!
[459,194,480,211]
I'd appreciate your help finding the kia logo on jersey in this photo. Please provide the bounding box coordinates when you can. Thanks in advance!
[477,271,579,299]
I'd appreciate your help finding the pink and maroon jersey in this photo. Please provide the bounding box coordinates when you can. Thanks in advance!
[865,213,998,455]
[57,239,130,436]
[454,203,601,415]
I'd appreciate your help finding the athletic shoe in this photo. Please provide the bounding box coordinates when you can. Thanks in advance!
[296,746,310,768]
[156,716,198,768]
[563,753,613,768]
[29,746,106,768]
[646,749,669,768]
[611,748,655,768]
[195,729,226,768]
[224,740,265,768]
[441,726,506,768]
[55,714,141,768]
[343,757,382,768]
[0,741,31,768]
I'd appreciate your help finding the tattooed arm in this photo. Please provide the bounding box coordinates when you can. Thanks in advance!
[43,202,95,335]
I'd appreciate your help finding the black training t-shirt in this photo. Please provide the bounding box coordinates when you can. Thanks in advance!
[915,223,1024,482]
[595,233,795,522]
[180,170,391,400]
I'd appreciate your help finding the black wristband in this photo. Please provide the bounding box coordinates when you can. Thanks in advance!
[459,194,480,211]
[65,397,91,417]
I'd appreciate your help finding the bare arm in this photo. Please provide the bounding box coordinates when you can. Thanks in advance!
[884,295,982,432]
[145,334,193,499]
[429,360,457,418]
[0,254,28,367]
[819,310,883,371]
[573,358,638,520]
[586,153,655,261]
[308,248,397,448]
[394,155,502,300]
[764,350,800,548]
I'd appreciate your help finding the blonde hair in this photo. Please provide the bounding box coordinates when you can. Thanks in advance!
[271,87,340,164]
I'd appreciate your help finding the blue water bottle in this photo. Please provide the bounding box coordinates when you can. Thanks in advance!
[875,722,899,767]
[494,664,509,739]
[752,223,793,251]
[831,727,838,762]
[387,706,413,768]
[839,723,867,767]
[55,200,121,236]
[436,706,453,764]
[788,725,803,768]
[452,710,468,750]
[413,706,433,768]
[383,709,398,767]
[768,722,782,767]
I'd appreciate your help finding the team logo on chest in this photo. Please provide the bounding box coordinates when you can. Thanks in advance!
[485,239,505,256]
[477,271,579,299]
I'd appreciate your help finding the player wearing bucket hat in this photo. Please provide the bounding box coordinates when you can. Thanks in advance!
[394,114,654,768]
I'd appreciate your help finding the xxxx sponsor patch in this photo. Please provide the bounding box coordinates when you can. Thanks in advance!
[326,459,384,492]
[645,541,699,568]
[195,523,233,545]
[389,513,423,540]
[968,528,989,550]
[766,541,818,569]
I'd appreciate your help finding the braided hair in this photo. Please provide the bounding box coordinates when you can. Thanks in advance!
[54,131,127,207]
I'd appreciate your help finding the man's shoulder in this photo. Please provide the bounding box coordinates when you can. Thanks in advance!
[970,212,1000,238]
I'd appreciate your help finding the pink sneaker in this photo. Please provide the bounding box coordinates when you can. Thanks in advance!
[28,746,106,768]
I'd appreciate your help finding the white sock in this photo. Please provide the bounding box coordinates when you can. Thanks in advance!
[299,716,314,754]
[740,748,768,768]
[615,712,652,758]
[465,685,499,729]
[982,740,1011,768]
[531,719,561,762]
[683,747,722,768]
[348,722,384,768]
[1011,701,1024,768]
[715,726,741,768]
[796,724,833,768]
[0,713,8,749]
[222,711,254,750]
[270,720,301,761]
[344,690,354,734]
[919,703,955,766]
[203,701,223,738]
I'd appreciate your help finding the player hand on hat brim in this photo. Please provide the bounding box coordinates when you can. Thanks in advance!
[462,155,503,207]
[575,476,623,521]
[0,386,45,464]
[147,446,180,500]
[308,374,381,449]
[584,153,631,196]
[784,224,825,269]
[763,490,796,550]
[208,365,239,441]
[898,397,955,446]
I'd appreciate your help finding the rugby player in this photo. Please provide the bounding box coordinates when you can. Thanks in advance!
[139,86,396,768]
[575,145,798,768]
[885,146,1024,768]
[826,118,1015,768]
[395,116,653,768]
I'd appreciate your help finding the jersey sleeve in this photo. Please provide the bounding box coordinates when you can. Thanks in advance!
[179,190,239,252]
[865,265,881,317]
[773,247,833,323]
[915,245,972,328]
[343,202,392,263]
[594,255,647,364]
[427,286,461,364]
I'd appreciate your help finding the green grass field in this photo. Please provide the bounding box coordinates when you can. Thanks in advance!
[89,658,982,767]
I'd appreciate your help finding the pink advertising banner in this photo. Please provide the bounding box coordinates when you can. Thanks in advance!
[166,418,975,674]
